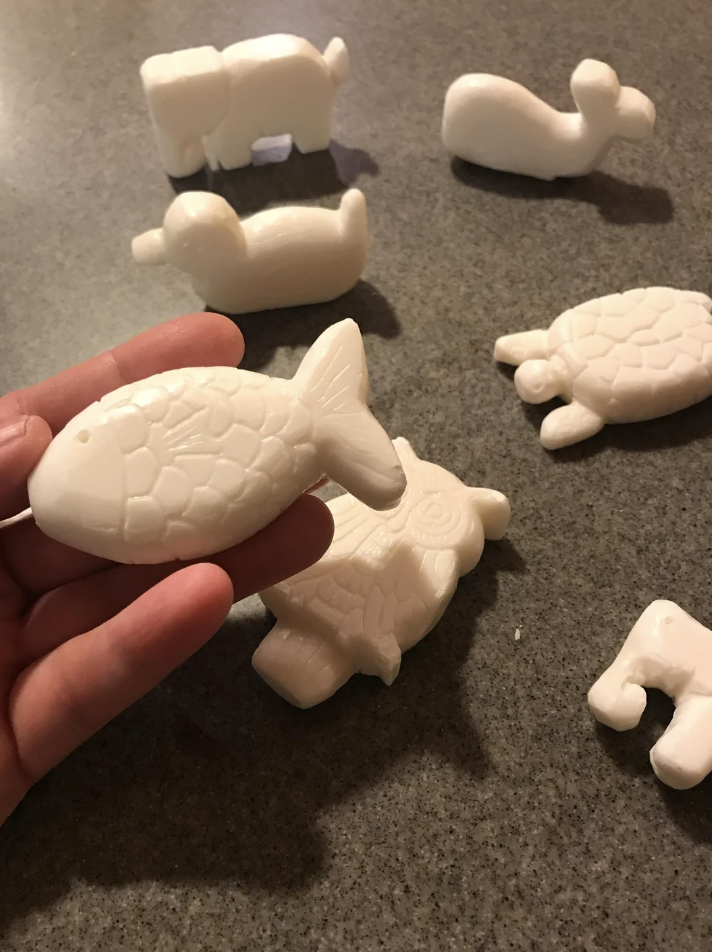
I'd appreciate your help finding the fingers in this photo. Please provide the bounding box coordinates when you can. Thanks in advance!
[0,312,243,433]
[9,563,234,785]
[20,493,335,662]
[0,415,52,521]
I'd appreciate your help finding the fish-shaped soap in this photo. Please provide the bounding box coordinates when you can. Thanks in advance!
[27,320,406,564]
[442,59,655,180]
[254,438,510,708]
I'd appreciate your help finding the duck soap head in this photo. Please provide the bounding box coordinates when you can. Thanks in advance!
[589,601,712,790]
[254,438,510,709]
[495,287,712,450]
[27,320,406,565]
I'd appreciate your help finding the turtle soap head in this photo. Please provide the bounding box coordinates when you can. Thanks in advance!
[589,601,712,790]
[27,320,406,564]
[494,287,712,449]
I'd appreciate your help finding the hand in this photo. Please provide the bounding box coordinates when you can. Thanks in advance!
[0,313,334,824]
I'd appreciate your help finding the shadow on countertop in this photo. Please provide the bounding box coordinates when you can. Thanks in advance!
[0,539,523,936]
[595,689,712,844]
[496,364,712,459]
[170,139,379,217]
[216,280,401,372]
[451,159,674,226]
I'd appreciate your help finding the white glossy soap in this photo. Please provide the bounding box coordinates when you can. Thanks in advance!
[132,189,368,315]
[442,59,655,180]
[27,320,406,564]
[254,438,510,708]
[494,287,712,449]
[589,600,712,790]
[141,34,350,177]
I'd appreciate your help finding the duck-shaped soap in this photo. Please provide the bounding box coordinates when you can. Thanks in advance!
[132,189,368,314]
[495,287,712,449]
[442,59,655,180]
[589,600,712,790]
[253,438,510,708]
[27,320,406,564]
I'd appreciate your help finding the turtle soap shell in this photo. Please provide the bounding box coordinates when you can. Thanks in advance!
[27,320,407,564]
[495,287,712,449]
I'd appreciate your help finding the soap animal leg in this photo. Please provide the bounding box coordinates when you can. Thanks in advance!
[207,122,258,171]
[650,696,712,790]
[292,110,333,154]
[540,402,604,449]
[494,329,548,366]
[587,666,648,732]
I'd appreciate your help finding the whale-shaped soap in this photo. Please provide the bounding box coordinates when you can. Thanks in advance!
[442,59,655,180]
[27,320,406,564]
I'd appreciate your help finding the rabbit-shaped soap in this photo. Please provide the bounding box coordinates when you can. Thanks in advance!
[132,190,368,315]
[254,438,510,708]
[28,320,406,564]
[495,287,712,449]
[141,34,349,177]
[442,59,655,180]
[589,601,712,790]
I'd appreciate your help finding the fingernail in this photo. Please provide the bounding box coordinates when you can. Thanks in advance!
[0,417,29,448]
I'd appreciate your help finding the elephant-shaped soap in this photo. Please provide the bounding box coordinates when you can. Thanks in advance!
[253,438,510,708]
[132,189,368,314]
[589,601,712,790]
[140,34,350,177]
[442,59,655,180]
[495,287,712,449]
[27,320,406,564]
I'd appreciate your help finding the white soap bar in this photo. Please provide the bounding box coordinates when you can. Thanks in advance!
[442,59,655,180]
[132,189,368,314]
[589,601,712,790]
[254,438,510,708]
[494,287,712,450]
[27,320,406,565]
[141,34,349,177]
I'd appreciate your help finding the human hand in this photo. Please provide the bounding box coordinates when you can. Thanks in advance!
[0,313,334,823]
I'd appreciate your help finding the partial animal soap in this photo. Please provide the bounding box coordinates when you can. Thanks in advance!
[141,34,349,177]
[442,59,655,180]
[494,287,712,449]
[589,601,712,790]
[27,320,406,564]
[254,438,510,708]
[132,190,368,314]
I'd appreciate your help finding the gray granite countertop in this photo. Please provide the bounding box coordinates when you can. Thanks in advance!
[2,0,712,949]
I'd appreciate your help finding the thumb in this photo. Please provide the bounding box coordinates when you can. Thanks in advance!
[0,414,52,521]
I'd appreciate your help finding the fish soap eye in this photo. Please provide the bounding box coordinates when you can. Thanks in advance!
[76,430,90,444]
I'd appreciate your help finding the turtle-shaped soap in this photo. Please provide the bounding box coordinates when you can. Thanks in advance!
[494,287,712,449]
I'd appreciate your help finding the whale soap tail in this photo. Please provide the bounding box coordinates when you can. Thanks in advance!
[323,37,350,87]
[294,319,406,511]
[571,59,656,141]
[339,188,368,246]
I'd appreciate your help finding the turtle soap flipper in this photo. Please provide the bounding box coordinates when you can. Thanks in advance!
[495,286,712,450]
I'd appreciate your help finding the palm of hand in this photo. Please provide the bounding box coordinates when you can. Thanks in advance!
[0,314,332,824]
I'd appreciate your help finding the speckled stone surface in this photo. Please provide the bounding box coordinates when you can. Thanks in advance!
[2,0,712,949]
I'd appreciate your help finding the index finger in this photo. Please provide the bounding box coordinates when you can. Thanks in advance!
[0,312,244,433]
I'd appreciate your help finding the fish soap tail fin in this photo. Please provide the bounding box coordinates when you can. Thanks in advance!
[323,37,350,87]
[294,320,406,511]
[252,621,355,709]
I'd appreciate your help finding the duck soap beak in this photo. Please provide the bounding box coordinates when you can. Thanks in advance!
[132,228,168,265]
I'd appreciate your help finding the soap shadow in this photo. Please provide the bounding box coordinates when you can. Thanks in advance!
[170,140,379,217]
[215,280,401,372]
[0,540,523,935]
[595,690,712,844]
[452,160,674,225]
[496,364,712,458]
